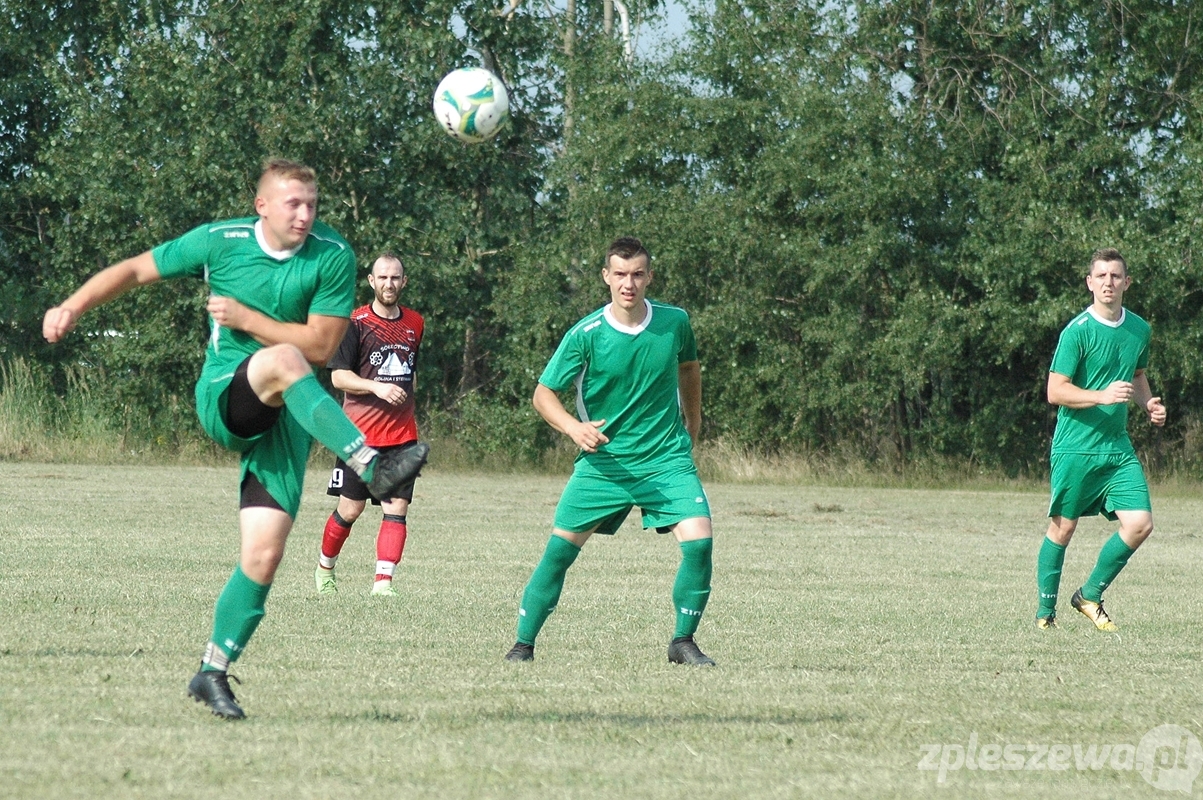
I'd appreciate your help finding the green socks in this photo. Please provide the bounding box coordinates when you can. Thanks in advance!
[1081,532,1136,603]
[514,535,713,645]
[673,538,713,638]
[516,536,581,645]
[202,565,272,672]
[1036,537,1067,618]
[1038,532,1137,614]
[281,373,368,462]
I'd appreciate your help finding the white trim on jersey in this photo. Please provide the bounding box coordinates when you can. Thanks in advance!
[203,263,222,352]
[574,368,590,421]
[308,230,347,250]
[254,219,304,261]
[602,299,653,334]
[206,221,254,234]
[1086,306,1126,328]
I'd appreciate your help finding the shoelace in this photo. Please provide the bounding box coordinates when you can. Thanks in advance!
[215,672,242,699]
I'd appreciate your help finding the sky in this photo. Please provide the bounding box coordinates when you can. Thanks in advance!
[633,0,694,58]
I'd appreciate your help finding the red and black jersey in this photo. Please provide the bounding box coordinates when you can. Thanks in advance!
[328,303,424,447]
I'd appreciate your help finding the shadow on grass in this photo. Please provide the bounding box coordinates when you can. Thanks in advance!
[339,708,854,726]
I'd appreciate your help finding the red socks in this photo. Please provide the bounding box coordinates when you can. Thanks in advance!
[375,514,407,581]
[319,511,352,569]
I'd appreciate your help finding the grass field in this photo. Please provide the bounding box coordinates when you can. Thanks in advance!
[2,461,1202,799]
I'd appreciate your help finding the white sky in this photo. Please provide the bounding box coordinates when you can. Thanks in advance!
[634,0,692,57]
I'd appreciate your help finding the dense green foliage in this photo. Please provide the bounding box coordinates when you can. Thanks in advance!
[4,0,1203,472]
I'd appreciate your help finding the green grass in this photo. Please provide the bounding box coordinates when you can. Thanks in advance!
[2,462,1202,799]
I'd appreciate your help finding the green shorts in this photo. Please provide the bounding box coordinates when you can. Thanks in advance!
[1047,451,1151,521]
[553,461,711,535]
[195,366,311,519]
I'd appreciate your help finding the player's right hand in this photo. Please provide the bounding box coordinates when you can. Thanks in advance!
[43,306,78,343]
[1099,380,1134,405]
[569,419,609,453]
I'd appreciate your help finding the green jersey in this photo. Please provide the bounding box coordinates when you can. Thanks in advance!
[152,217,356,379]
[1049,307,1150,455]
[539,299,698,476]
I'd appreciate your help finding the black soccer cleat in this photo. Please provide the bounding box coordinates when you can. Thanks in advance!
[504,642,535,662]
[668,635,716,667]
[188,669,246,720]
[368,441,430,500]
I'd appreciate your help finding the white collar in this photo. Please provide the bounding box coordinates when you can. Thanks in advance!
[1087,306,1126,328]
[603,299,653,334]
[254,219,304,261]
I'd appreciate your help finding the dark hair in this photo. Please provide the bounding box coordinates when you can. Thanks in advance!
[1089,247,1127,275]
[605,236,650,268]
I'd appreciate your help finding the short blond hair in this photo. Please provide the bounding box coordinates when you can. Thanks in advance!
[257,158,316,195]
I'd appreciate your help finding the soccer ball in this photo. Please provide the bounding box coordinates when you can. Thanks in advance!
[433,67,510,143]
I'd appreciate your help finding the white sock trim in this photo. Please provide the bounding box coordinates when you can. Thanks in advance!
[202,642,230,672]
[345,445,378,477]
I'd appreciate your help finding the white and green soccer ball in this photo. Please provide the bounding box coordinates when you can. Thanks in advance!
[433,67,510,143]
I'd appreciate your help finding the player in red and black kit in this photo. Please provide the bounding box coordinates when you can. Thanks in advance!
[315,253,426,597]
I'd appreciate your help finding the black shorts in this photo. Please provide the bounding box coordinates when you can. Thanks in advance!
[228,357,286,513]
[226,357,282,439]
[326,442,420,504]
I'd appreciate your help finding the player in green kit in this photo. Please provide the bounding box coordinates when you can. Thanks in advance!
[504,237,716,666]
[43,159,426,719]
[1035,248,1166,631]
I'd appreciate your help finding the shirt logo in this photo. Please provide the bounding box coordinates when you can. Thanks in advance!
[378,352,409,377]
[223,231,250,239]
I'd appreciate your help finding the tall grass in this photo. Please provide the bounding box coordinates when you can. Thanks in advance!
[5,355,1198,494]
[0,357,227,465]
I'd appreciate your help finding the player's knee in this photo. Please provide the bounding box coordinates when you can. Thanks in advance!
[1117,513,1153,546]
[1046,517,1076,545]
[338,501,366,523]
[248,542,286,573]
[257,344,309,379]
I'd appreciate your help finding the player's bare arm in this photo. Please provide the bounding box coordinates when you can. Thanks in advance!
[206,296,348,365]
[678,360,702,442]
[532,382,609,453]
[331,369,407,405]
[1130,370,1166,426]
[1047,371,1134,408]
[43,251,161,342]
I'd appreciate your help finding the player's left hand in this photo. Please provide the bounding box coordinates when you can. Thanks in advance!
[373,382,407,405]
[1147,396,1166,426]
[207,295,251,330]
